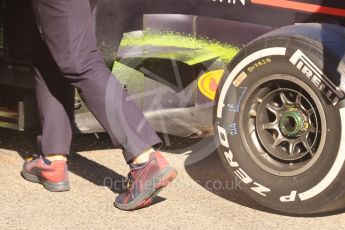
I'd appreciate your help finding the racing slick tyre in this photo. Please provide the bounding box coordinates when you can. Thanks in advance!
[214,23,345,215]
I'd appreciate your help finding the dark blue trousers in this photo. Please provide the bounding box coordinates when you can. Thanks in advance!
[31,0,161,162]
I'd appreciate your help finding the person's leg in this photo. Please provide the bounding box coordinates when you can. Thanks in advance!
[31,0,161,163]
[34,44,75,158]
[21,29,73,192]
[29,0,176,209]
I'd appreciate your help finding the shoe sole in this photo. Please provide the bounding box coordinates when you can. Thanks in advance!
[114,166,177,211]
[21,170,70,192]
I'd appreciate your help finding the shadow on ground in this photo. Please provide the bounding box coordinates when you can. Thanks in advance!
[0,129,127,194]
[1,128,344,216]
[0,129,267,212]
[0,129,304,214]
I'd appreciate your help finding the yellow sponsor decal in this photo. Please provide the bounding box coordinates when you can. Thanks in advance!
[233,71,247,87]
[198,70,224,101]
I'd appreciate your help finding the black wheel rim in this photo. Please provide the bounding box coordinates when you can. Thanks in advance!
[239,74,326,176]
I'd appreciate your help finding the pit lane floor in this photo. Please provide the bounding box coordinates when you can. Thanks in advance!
[0,130,344,229]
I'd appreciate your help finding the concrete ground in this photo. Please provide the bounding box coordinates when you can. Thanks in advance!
[0,129,345,230]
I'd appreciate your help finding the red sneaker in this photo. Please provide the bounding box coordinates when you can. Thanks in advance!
[114,151,177,211]
[21,154,70,192]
